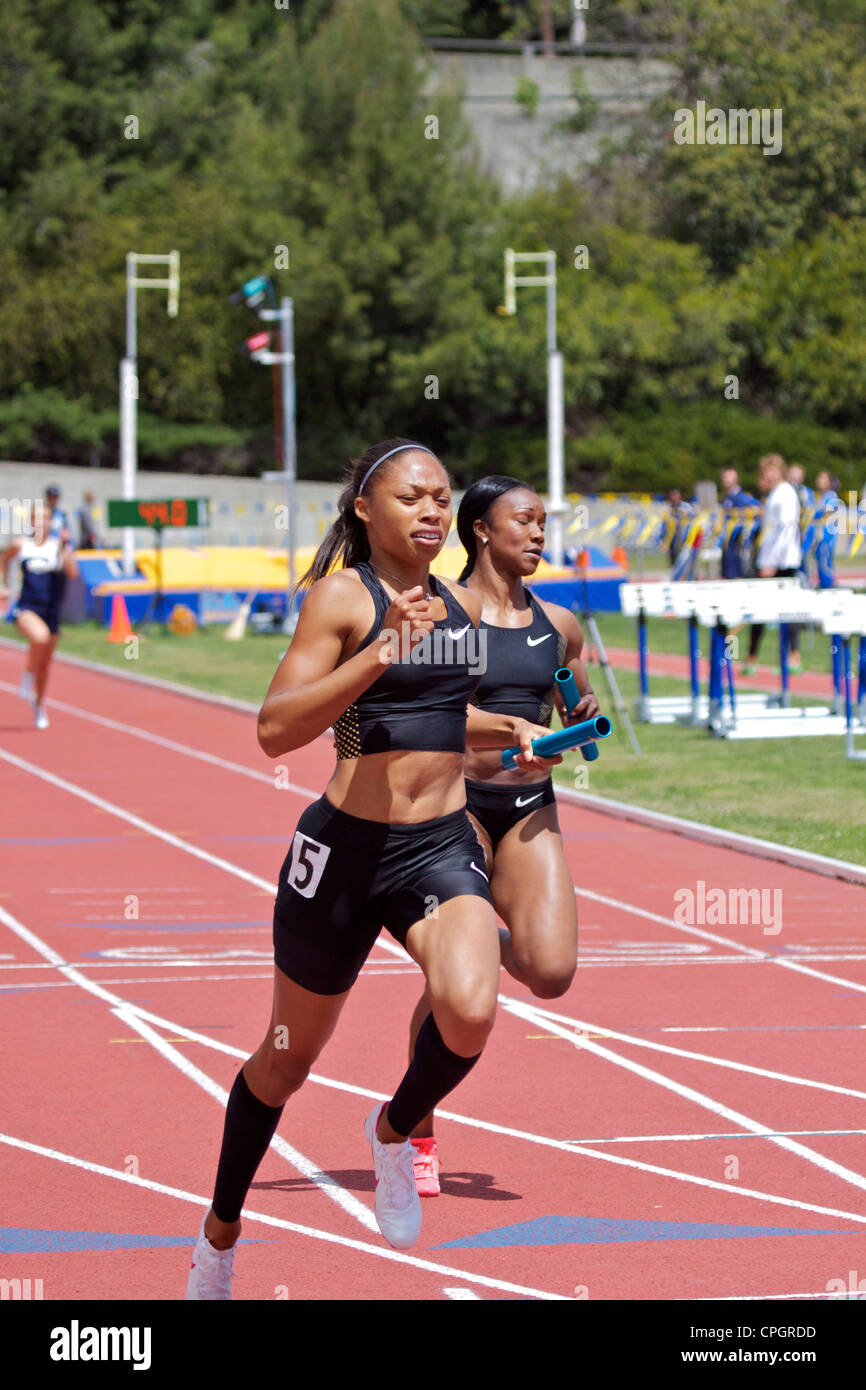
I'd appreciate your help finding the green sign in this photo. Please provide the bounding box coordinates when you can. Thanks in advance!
[107,498,210,529]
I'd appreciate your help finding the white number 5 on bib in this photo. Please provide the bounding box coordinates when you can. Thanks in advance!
[286,832,331,899]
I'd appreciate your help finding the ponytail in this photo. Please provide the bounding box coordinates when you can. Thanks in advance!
[456,475,526,580]
[299,438,442,590]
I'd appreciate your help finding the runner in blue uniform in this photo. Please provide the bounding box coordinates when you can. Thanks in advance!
[406,475,599,1196]
[0,502,78,729]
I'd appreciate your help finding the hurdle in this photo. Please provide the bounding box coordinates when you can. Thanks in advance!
[620,578,861,739]
[820,591,866,763]
[698,585,852,739]
[620,579,798,727]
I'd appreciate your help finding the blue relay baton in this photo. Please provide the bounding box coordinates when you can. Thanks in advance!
[500,714,613,769]
[556,666,601,762]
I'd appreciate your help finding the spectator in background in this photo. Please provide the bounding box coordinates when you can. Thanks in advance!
[719,467,757,579]
[812,470,840,589]
[43,485,72,610]
[787,464,815,510]
[743,454,802,675]
[666,488,695,571]
[77,491,103,550]
[44,485,70,539]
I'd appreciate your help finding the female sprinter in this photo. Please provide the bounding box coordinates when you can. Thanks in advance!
[406,475,599,1197]
[0,502,78,730]
[186,442,554,1298]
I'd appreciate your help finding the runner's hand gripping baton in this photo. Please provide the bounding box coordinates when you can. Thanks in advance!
[500,670,612,768]
[555,667,601,762]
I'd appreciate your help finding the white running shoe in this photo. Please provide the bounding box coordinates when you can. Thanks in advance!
[185,1216,236,1300]
[33,703,49,730]
[364,1103,423,1250]
[18,671,34,701]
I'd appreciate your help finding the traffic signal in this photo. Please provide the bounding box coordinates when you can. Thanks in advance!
[242,330,272,362]
[229,275,275,308]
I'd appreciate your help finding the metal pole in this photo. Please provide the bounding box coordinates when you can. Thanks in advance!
[119,359,137,578]
[280,297,298,630]
[546,252,564,567]
[122,254,138,576]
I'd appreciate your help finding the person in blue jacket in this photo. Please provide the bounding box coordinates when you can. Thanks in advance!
[813,471,840,589]
[719,468,757,579]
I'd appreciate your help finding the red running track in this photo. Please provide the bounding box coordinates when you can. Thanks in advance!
[1,646,865,1301]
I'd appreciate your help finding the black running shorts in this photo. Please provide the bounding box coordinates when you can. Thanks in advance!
[272,795,492,995]
[465,778,557,854]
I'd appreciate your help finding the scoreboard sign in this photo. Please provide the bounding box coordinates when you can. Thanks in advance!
[107,498,210,529]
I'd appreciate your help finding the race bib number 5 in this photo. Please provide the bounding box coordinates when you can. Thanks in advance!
[286,832,331,899]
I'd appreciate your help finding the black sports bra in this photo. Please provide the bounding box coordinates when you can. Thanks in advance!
[470,588,566,728]
[332,562,483,759]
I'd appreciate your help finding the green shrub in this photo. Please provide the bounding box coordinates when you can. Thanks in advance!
[515,76,541,117]
[559,68,599,134]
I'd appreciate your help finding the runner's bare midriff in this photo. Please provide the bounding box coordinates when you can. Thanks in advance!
[326,749,467,823]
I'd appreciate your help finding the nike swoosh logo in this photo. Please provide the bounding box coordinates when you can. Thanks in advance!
[515,792,544,808]
[527,633,552,646]
[448,624,471,639]
[469,861,489,881]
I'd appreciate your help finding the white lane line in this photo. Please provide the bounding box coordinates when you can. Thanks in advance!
[67,994,866,1230]
[0,1131,566,1301]
[550,955,866,968]
[516,999,866,1102]
[4,759,866,1225]
[0,960,272,971]
[564,1129,866,1145]
[502,997,866,1199]
[557,784,866,885]
[0,748,278,894]
[0,637,262,714]
[0,678,319,797]
[10,666,866,989]
[0,902,376,1238]
[443,1288,482,1300]
[112,1006,379,1234]
[695,1291,863,1301]
[0,973,274,992]
[6,677,862,994]
[575,886,866,996]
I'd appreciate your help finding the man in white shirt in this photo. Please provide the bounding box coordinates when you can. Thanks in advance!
[743,454,802,674]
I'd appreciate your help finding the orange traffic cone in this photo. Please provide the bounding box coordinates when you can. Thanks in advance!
[107,594,134,643]
[612,546,629,569]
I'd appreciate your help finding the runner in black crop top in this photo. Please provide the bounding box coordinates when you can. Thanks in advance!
[470,587,566,730]
[332,561,483,758]
[195,442,557,1279]
[405,476,601,1199]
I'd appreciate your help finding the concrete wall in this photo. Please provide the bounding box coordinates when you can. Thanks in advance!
[0,461,343,551]
[425,50,675,196]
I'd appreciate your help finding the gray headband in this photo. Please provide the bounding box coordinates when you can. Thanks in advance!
[357,442,437,495]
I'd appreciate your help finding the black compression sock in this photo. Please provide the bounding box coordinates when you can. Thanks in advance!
[212,1068,285,1224]
[387,1013,481,1138]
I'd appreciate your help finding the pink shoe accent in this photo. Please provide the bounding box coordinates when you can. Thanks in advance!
[410,1136,440,1197]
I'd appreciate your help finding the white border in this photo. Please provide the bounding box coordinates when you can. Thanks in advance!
[556,786,866,886]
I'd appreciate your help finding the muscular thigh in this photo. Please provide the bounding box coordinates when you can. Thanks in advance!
[264,967,348,1061]
[405,894,500,1018]
[490,803,578,968]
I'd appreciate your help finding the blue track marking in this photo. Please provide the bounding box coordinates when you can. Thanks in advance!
[0,1228,267,1254]
[434,1216,850,1250]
